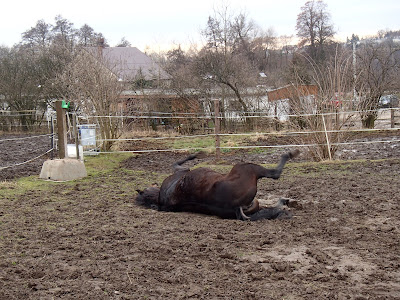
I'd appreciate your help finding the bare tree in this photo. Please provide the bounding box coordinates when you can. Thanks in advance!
[355,41,400,128]
[289,46,356,161]
[296,0,335,61]
[197,7,259,129]
[52,15,76,48]
[250,27,277,71]
[116,37,131,47]
[0,46,47,130]
[164,46,200,93]
[58,49,125,150]
[21,20,52,48]
[77,24,105,47]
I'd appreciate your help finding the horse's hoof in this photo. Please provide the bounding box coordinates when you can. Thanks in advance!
[277,198,290,207]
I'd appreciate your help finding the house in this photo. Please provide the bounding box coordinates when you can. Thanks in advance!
[266,84,318,121]
[85,44,197,120]
[86,44,170,83]
[267,84,318,102]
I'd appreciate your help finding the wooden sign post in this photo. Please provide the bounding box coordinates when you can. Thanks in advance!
[55,100,68,159]
[39,100,87,181]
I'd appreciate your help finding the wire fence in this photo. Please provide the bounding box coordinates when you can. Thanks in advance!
[0,109,53,132]
[0,133,55,172]
[1,107,399,171]
[78,108,400,153]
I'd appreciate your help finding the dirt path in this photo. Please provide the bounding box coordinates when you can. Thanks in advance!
[1,133,400,299]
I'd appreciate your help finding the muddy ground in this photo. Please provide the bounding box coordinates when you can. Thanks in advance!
[0,132,400,299]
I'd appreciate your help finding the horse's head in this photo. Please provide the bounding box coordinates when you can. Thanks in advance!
[135,185,160,209]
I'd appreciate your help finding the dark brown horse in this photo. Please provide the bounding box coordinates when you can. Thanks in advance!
[136,150,300,221]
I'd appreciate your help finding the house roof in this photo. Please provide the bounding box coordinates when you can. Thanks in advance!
[86,47,170,81]
[267,84,318,101]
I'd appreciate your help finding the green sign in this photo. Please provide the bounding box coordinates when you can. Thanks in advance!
[62,100,70,109]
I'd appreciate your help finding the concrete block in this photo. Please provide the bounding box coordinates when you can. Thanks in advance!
[39,159,87,181]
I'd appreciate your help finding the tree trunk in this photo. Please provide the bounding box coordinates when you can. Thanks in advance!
[362,114,376,129]
[223,81,253,131]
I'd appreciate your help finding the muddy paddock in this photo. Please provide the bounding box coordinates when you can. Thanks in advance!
[0,132,400,299]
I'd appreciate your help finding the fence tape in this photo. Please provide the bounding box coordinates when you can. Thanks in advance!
[79,107,399,120]
[94,138,400,154]
[94,127,400,143]
[0,133,54,142]
[0,148,54,171]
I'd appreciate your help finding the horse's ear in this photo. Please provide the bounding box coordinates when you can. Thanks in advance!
[136,189,143,195]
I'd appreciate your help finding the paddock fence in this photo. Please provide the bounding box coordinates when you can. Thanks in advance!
[1,107,400,172]
[77,107,400,154]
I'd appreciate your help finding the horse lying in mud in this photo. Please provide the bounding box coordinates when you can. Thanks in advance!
[135,150,300,221]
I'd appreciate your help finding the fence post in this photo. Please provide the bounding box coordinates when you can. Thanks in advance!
[321,114,332,160]
[391,108,395,128]
[55,100,67,159]
[214,99,221,161]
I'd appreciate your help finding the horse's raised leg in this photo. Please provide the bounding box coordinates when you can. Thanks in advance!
[172,151,204,172]
[261,149,300,180]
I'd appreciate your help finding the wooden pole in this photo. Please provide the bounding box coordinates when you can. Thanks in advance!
[391,109,395,128]
[321,114,332,160]
[214,99,221,161]
[55,100,67,159]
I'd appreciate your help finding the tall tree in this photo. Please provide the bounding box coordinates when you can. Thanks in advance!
[3,16,108,122]
[21,20,52,47]
[250,28,278,74]
[51,15,76,49]
[77,24,95,46]
[163,46,201,106]
[296,0,335,61]
[197,7,259,128]
[0,46,47,130]
[116,37,131,47]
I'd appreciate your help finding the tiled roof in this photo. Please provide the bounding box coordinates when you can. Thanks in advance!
[87,47,170,81]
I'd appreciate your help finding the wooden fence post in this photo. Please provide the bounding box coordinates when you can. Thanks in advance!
[321,114,332,161]
[391,109,395,128]
[55,100,67,159]
[214,99,221,161]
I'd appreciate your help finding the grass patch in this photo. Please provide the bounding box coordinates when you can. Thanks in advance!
[0,176,56,198]
[171,136,215,152]
[0,153,134,199]
[84,153,133,173]
[170,135,252,153]
[282,159,376,178]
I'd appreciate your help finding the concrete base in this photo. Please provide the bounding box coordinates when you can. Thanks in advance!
[39,159,87,181]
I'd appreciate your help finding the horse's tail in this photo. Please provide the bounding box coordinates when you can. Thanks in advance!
[135,186,160,209]
[172,151,205,172]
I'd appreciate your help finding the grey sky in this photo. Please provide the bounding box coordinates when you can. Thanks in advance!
[1,0,399,51]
